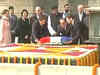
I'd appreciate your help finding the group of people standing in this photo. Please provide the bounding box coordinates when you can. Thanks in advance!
[0,3,89,45]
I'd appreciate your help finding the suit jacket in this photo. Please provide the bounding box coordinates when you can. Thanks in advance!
[73,12,89,43]
[74,12,87,25]
[30,14,39,25]
[32,21,50,40]
[30,14,48,25]
[50,13,62,32]
[57,24,72,37]
[9,15,17,31]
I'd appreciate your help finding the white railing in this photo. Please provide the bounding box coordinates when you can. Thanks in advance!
[97,67,100,75]
[0,64,99,75]
[39,65,93,75]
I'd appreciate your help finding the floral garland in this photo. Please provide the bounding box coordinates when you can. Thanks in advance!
[34,62,41,75]
[92,64,99,75]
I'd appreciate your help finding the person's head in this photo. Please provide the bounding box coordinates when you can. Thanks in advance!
[39,16,46,26]
[2,9,9,17]
[9,6,14,15]
[59,18,67,28]
[41,7,45,13]
[66,14,73,24]
[21,9,28,19]
[35,6,42,15]
[77,4,84,13]
[51,6,58,15]
[64,4,70,12]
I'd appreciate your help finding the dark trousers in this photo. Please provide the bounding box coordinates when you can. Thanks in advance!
[11,32,16,43]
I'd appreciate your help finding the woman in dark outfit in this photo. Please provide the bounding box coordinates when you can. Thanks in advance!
[15,9,31,43]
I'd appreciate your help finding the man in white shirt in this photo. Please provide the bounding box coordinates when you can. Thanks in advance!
[73,4,89,44]
[77,5,84,22]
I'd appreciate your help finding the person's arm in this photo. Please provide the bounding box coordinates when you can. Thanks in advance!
[39,27,49,38]
[24,19,32,40]
[15,18,22,36]
[56,26,60,36]
[32,22,39,42]
[0,20,3,41]
[13,16,18,32]
[63,40,72,44]
[72,26,80,43]
[14,18,22,43]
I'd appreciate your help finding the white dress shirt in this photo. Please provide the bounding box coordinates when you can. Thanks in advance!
[79,12,83,21]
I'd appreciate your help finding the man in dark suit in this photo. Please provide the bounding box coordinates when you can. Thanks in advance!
[57,18,72,37]
[56,18,72,44]
[32,16,50,43]
[30,6,48,27]
[9,6,17,43]
[73,4,89,44]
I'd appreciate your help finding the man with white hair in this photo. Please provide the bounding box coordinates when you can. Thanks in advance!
[30,6,43,24]
[77,4,84,21]
[73,4,89,44]
[30,6,48,42]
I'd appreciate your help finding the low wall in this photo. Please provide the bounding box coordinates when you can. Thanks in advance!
[0,64,99,75]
